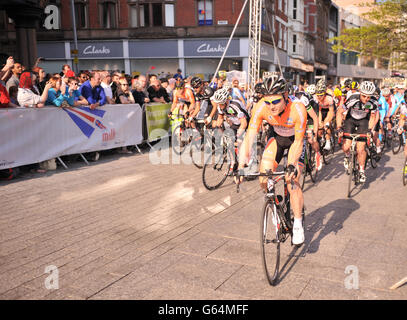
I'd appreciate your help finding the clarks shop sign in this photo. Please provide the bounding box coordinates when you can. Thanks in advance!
[74,42,123,58]
[184,39,240,57]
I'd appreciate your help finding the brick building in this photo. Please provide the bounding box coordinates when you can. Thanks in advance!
[0,0,342,84]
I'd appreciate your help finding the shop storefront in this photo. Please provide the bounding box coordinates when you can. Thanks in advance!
[129,40,179,77]
[37,42,68,74]
[183,39,242,81]
[36,38,280,81]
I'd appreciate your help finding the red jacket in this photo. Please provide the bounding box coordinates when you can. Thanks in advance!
[0,83,10,108]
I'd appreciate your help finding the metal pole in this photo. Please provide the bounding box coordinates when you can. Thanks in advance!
[70,0,79,73]
[211,0,249,84]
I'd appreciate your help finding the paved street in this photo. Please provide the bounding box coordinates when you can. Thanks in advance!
[1,142,407,300]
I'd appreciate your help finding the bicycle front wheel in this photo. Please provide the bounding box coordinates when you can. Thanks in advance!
[308,145,318,183]
[202,147,231,190]
[322,136,334,165]
[172,124,186,155]
[260,201,281,286]
[369,146,378,169]
[347,153,354,198]
[190,131,206,169]
[392,134,402,155]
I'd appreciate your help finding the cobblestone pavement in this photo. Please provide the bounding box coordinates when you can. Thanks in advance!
[1,143,406,300]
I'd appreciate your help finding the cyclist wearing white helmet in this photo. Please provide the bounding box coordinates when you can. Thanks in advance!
[306,84,316,95]
[337,81,377,183]
[314,79,335,152]
[213,87,249,142]
[295,85,322,171]
[237,73,308,246]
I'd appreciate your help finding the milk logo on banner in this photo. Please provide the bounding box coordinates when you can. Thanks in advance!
[63,107,114,142]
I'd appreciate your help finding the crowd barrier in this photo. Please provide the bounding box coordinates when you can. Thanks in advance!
[0,102,173,170]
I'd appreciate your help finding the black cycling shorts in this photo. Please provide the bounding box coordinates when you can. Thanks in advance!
[343,115,369,140]
[320,108,329,120]
[266,133,305,166]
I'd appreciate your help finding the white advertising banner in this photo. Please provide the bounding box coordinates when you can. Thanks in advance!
[0,104,143,169]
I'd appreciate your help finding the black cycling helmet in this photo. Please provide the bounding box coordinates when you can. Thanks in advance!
[263,74,287,95]
[254,82,265,95]
[191,76,203,89]
[201,85,214,99]
[344,79,352,88]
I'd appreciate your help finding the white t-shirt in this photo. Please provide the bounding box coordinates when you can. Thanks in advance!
[101,82,113,99]
[17,88,41,107]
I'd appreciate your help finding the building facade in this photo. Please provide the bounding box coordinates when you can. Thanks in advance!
[3,0,389,85]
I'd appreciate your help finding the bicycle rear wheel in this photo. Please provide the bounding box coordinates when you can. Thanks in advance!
[202,147,231,190]
[392,134,402,155]
[260,201,281,286]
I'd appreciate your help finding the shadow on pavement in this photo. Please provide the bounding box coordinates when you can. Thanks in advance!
[275,198,360,285]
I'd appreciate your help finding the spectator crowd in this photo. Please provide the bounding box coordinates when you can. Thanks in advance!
[0,58,204,110]
[0,57,239,176]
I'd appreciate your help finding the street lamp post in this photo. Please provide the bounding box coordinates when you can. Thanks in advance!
[70,0,79,73]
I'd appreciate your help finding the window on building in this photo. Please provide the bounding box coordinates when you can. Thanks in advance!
[278,0,282,12]
[340,51,359,65]
[293,34,297,53]
[99,1,117,28]
[293,0,297,20]
[198,0,213,26]
[278,24,282,48]
[75,1,88,29]
[165,4,175,27]
[131,2,175,27]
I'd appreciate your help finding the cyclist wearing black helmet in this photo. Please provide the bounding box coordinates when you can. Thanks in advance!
[237,73,308,246]
[193,85,217,127]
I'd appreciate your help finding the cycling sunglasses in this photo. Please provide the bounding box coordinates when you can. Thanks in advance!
[360,94,371,99]
[264,98,282,105]
[316,92,326,96]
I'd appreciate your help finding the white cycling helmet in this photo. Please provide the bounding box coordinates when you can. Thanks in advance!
[212,88,230,104]
[306,84,316,95]
[359,81,376,95]
[381,87,391,96]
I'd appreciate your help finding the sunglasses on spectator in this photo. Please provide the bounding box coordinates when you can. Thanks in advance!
[264,98,282,105]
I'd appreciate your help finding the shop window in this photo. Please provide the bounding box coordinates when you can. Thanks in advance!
[75,1,88,29]
[99,1,117,29]
[198,0,213,26]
